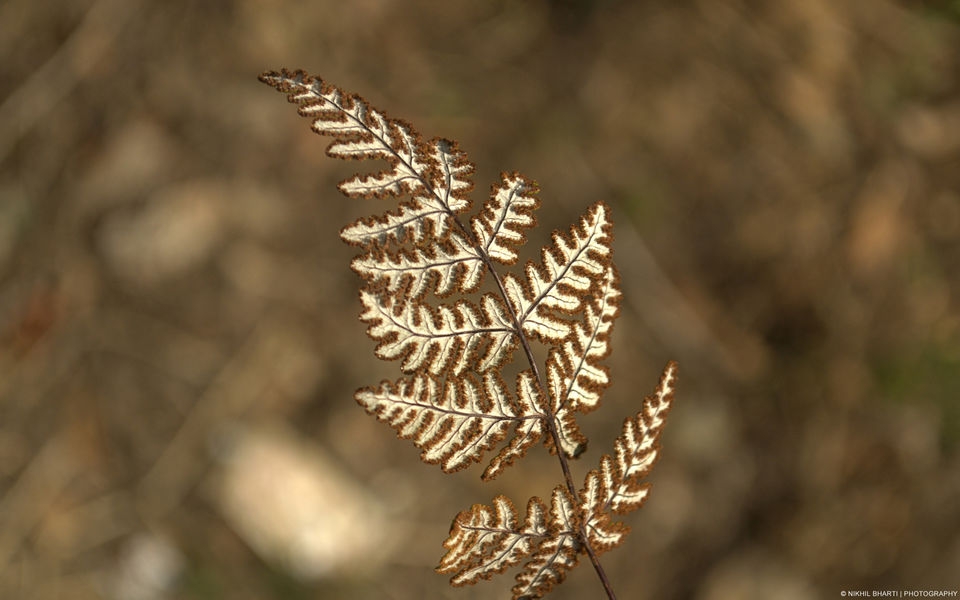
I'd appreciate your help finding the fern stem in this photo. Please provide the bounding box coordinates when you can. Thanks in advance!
[424,138,623,600]
[446,211,619,600]
[581,532,619,600]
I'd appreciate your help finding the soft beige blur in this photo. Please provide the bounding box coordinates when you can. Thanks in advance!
[1,1,959,598]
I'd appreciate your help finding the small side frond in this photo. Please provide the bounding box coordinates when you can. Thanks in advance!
[340,197,453,247]
[560,264,621,412]
[579,458,628,552]
[512,487,580,600]
[260,70,474,246]
[430,138,474,213]
[350,232,484,299]
[359,291,516,376]
[481,371,546,481]
[608,360,677,513]
[355,372,534,473]
[503,202,613,344]
[579,361,678,552]
[544,353,587,458]
[471,173,541,265]
[540,265,621,459]
[438,496,548,586]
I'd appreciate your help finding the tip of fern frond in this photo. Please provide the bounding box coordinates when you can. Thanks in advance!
[258,68,312,89]
[257,70,285,85]
[662,360,679,386]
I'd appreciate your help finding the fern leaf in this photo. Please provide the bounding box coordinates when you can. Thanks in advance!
[471,173,541,264]
[356,372,538,473]
[430,138,474,212]
[340,197,453,247]
[438,496,548,586]
[358,369,546,479]
[359,290,515,376]
[503,202,613,344]
[578,457,628,552]
[260,70,474,245]
[439,487,579,600]
[541,265,622,458]
[481,371,546,481]
[512,487,580,600]
[560,265,621,412]
[579,361,678,552]
[544,353,588,458]
[350,233,484,298]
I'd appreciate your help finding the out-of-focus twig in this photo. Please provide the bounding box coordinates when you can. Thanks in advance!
[136,315,314,520]
[0,436,77,570]
[614,216,767,383]
[0,0,140,166]
[558,157,766,384]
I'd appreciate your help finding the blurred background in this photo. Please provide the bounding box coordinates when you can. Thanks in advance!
[2,0,959,598]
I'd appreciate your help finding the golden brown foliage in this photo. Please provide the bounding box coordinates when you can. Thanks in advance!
[260,69,677,599]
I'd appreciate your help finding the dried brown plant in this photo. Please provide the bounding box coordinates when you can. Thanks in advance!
[259,69,678,600]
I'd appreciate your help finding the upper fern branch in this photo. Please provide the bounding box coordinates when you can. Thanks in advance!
[260,69,617,478]
[259,69,474,246]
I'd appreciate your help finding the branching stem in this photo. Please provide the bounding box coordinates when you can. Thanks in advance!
[446,212,618,600]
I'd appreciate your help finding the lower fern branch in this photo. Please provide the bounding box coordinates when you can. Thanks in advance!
[543,415,619,600]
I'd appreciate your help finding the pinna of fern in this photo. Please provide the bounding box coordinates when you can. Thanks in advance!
[260,68,678,600]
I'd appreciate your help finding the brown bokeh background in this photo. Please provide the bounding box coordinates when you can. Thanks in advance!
[2,1,959,599]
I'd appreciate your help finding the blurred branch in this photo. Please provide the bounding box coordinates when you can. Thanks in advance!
[0,0,139,166]
[614,215,766,383]
[0,436,76,570]
[559,157,765,384]
[136,315,315,520]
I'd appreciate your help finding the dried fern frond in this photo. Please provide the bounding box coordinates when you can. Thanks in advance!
[440,362,677,600]
[501,201,613,344]
[438,495,549,585]
[511,487,580,600]
[579,361,678,553]
[260,68,679,600]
